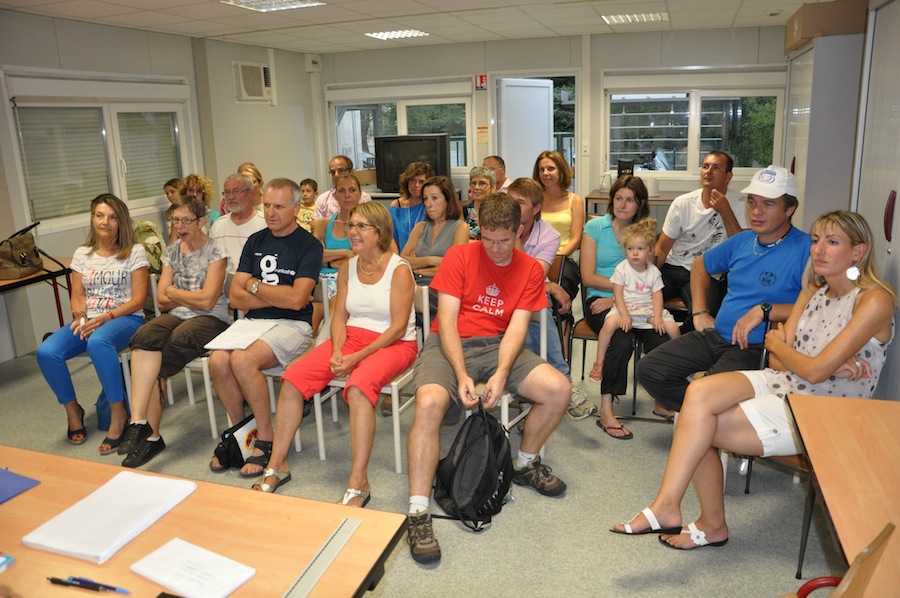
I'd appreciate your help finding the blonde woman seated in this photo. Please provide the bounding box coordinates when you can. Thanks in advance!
[611,211,895,549]
[401,175,469,281]
[253,202,418,505]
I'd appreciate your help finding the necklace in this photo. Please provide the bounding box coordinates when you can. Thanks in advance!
[358,252,387,276]
[752,230,790,256]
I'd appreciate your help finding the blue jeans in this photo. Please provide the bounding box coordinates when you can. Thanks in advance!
[36,314,144,405]
[525,308,571,380]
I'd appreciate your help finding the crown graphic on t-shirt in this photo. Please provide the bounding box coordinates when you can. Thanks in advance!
[485,283,500,297]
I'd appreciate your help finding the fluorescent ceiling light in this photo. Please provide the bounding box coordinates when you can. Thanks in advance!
[220,0,325,13]
[365,29,430,40]
[602,12,669,25]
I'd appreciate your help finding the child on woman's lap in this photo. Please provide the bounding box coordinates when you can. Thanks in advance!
[591,219,680,381]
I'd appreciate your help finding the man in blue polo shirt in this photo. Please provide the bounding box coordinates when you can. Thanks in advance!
[637,165,810,412]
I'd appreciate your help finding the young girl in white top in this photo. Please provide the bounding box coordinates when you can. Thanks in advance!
[590,219,680,381]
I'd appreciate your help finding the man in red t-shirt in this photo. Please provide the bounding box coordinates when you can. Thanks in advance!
[405,193,571,565]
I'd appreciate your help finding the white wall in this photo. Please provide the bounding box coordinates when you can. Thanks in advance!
[321,27,787,197]
[0,9,318,357]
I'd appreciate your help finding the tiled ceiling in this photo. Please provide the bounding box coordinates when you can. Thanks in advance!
[0,0,823,54]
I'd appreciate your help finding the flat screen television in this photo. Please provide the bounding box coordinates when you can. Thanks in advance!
[374,134,451,193]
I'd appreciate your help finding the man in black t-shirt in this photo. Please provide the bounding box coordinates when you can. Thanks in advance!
[209,178,322,476]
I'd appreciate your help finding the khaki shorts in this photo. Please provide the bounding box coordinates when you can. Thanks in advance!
[412,333,545,423]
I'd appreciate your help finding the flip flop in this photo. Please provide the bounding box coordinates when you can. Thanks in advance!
[597,419,634,440]
[66,404,87,445]
[251,468,292,493]
[658,522,729,550]
[340,488,371,508]
[652,409,675,423]
[611,507,682,536]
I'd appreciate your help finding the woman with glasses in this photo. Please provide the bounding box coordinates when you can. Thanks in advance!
[254,202,417,503]
[36,194,149,454]
[464,166,496,240]
[117,195,231,468]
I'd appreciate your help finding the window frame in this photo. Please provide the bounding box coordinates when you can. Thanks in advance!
[326,80,474,180]
[2,67,195,233]
[602,69,786,180]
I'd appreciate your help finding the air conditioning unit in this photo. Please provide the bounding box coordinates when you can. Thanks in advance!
[233,62,273,103]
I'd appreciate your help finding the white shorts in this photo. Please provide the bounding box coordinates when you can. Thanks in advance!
[737,370,803,457]
[247,317,312,368]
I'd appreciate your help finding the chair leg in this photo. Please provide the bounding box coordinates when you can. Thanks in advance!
[391,383,402,474]
[120,353,132,402]
[185,368,196,406]
[744,456,755,494]
[796,482,817,579]
[267,376,276,413]
[580,339,587,380]
[201,357,217,439]
[720,450,729,494]
[166,373,175,406]
[313,392,326,460]
[631,337,640,416]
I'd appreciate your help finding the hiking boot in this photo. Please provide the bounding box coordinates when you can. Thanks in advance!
[512,456,567,497]
[122,436,166,468]
[567,386,597,420]
[406,511,441,564]
[117,422,152,455]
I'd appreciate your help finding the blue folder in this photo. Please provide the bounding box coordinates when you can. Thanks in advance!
[0,467,40,504]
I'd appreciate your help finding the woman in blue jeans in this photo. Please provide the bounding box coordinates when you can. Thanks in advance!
[36,194,149,454]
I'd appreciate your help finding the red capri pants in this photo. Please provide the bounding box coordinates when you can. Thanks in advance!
[281,326,418,407]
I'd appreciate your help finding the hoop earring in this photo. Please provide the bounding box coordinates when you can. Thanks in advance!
[846,264,860,281]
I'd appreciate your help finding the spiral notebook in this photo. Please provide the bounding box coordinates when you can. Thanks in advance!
[22,471,196,564]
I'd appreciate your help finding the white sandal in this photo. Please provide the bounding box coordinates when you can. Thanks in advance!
[612,507,682,535]
[251,468,291,493]
[340,487,371,508]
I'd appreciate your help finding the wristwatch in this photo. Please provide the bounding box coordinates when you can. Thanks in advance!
[249,279,261,295]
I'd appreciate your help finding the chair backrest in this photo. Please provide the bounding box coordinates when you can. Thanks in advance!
[149,273,161,318]
[548,254,566,287]
[831,522,895,598]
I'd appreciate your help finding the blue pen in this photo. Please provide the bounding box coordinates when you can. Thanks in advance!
[68,577,131,595]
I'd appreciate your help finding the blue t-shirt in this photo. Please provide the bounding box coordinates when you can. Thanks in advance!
[704,227,810,344]
[583,213,625,300]
[237,226,323,322]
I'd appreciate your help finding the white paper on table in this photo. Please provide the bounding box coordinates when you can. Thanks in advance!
[204,319,276,351]
[131,537,256,598]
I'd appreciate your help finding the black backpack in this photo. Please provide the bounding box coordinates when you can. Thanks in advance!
[433,401,513,532]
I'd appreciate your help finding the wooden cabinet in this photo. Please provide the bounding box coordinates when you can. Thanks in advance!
[783,34,864,230]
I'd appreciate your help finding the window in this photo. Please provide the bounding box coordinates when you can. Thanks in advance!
[4,68,193,224]
[604,70,784,176]
[327,81,473,181]
[15,106,184,221]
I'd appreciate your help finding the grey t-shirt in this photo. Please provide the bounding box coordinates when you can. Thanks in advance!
[161,237,231,322]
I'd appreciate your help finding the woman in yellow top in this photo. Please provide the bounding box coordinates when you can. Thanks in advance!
[533,150,585,257]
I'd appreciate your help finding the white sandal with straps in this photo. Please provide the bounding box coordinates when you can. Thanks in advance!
[340,487,371,508]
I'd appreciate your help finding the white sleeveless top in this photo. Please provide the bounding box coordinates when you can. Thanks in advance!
[346,253,416,341]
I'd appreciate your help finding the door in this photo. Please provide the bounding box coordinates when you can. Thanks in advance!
[496,78,554,180]
[855,0,900,397]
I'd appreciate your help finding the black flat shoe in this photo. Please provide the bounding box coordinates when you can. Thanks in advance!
[117,422,152,455]
[122,436,166,468]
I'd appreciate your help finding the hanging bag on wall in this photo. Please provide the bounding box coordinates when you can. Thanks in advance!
[0,222,63,280]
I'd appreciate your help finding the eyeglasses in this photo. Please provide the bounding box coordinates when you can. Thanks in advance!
[329,167,350,176]
[170,217,199,225]
[222,188,250,197]
[481,237,515,247]
[346,222,377,232]
[92,213,118,223]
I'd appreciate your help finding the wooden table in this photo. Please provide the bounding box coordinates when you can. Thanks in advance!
[0,256,71,331]
[787,395,900,594]
[0,446,406,597]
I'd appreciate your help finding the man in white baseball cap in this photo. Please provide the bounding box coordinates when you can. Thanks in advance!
[636,164,809,413]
